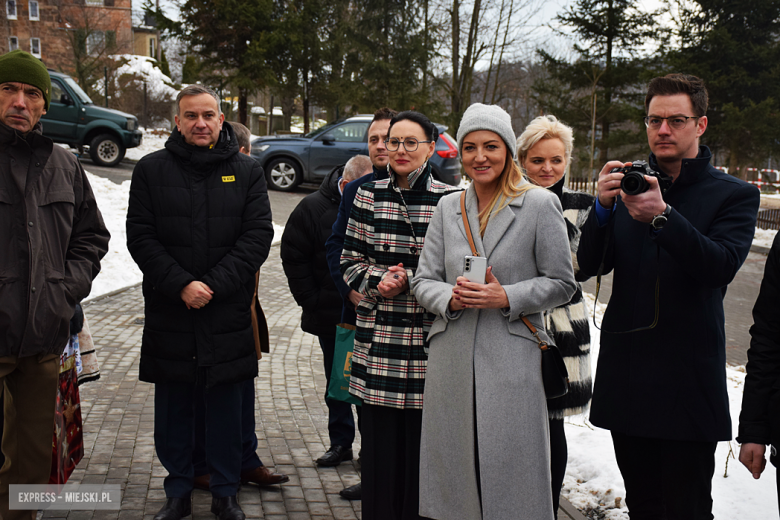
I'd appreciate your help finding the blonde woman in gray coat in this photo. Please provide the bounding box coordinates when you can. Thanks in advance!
[411,103,577,520]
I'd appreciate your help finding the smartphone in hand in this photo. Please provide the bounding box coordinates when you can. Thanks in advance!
[463,256,487,284]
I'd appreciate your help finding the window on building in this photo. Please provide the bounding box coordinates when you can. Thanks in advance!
[29,0,38,20]
[6,0,16,19]
[86,31,104,55]
[105,30,116,50]
[149,37,156,58]
[30,37,40,57]
[85,0,103,5]
[9,36,18,51]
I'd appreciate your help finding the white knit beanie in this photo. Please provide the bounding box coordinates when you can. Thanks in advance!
[456,103,517,158]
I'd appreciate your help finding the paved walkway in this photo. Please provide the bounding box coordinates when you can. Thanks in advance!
[44,242,587,520]
[54,247,362,520]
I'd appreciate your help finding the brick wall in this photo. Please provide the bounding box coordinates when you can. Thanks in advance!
[0,0,132,76]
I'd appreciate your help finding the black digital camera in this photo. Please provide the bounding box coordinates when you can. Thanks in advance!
[611,161,672,195]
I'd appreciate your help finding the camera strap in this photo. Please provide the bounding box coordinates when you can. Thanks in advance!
[592,225,660,334]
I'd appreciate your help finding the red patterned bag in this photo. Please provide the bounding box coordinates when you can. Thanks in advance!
[49,337,84,484]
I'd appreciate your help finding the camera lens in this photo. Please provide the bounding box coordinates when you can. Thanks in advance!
[621,172,647,195]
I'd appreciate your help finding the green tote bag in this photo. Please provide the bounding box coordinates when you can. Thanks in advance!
[326,323,362,406]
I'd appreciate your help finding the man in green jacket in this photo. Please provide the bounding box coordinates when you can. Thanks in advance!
[0,50,110,520]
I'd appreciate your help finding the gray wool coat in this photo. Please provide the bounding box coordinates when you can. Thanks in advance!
[411,183,577,520]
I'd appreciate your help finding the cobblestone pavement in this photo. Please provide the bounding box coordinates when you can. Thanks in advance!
[56,246,362,520]
[47,184,584,519]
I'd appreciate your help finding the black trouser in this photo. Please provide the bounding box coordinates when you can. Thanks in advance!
[154,377,242,498]
[549,418,567,519]
[361,403,426,520]
[193,379,263,476]
[319,336,361,448]
[611,431,716,520]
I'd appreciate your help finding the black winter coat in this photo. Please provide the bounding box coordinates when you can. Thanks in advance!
[280,166,344,337]
[127,123,274,388]
[578,146,759,442]
[325,166,389,325]
[738,232,780,465]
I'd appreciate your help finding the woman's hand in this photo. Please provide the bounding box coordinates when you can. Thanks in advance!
[448,286,465,312]
[452,267,509,309]
[378,263,408,298]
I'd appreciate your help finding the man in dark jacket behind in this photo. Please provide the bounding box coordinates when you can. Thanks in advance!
[738,232,780,508]
[323,107,396,500]
[127,85,274,520]
[0,49,110,520]
[281,154,373,464]
[577,74,759,519]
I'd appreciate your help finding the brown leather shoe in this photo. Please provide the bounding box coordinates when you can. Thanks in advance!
[193,473,210,491]
[240,466,290,486]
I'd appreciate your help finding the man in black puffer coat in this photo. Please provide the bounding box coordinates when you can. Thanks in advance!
[281,154,373,466]
[127,86,273,520]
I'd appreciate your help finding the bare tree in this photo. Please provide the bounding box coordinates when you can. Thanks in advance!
[58,3,129,99]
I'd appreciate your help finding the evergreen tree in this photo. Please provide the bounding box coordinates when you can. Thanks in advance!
[180,55,202,86]
[664,0,780,179]
[146,0,274,125]
[535,0,663,178]
[347,0,437,115]
[159,47,171,80]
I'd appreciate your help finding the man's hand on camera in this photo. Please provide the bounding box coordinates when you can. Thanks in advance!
[621,176,668,224]
[597,161,632,209]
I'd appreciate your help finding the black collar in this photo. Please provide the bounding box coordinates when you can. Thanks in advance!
[649,145,712,187]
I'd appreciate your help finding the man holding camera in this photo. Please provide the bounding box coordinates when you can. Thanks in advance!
[577,74,759,519]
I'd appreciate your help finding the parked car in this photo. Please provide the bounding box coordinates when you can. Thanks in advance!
[250,114,461,191]
[40,70,143,167]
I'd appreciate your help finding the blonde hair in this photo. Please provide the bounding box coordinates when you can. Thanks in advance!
[515,115,574,175]
[477,150,538,237]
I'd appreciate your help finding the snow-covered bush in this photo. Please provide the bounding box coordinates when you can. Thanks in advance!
[95,55,179,128]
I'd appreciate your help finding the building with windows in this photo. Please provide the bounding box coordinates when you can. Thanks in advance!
[1,0,133,73]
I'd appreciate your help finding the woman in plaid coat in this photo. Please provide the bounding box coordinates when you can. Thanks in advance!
[340,111,459,519]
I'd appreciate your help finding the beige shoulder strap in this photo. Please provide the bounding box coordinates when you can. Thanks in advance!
[460,191,480,257]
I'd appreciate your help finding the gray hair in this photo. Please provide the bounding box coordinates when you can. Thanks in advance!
[343,155,373,182]
[231,122,252,152]
[176,85,222,116]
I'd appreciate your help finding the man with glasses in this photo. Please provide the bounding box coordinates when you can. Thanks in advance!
[577,74,759,519]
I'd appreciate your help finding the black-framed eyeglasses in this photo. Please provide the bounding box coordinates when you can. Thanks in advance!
[384,137,433,152]
[643,115,700,130]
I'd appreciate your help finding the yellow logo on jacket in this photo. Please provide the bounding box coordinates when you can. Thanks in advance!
[343,351,353,379]
[222,176,235,182]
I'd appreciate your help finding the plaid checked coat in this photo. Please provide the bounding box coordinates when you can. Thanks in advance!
[340,163,459,409]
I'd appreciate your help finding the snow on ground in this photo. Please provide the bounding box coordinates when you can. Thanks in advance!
[86,170,284,301]
[563,293,777,519]
[86,174,142,300]
[125,128,170,162]
[754,228,778,249]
